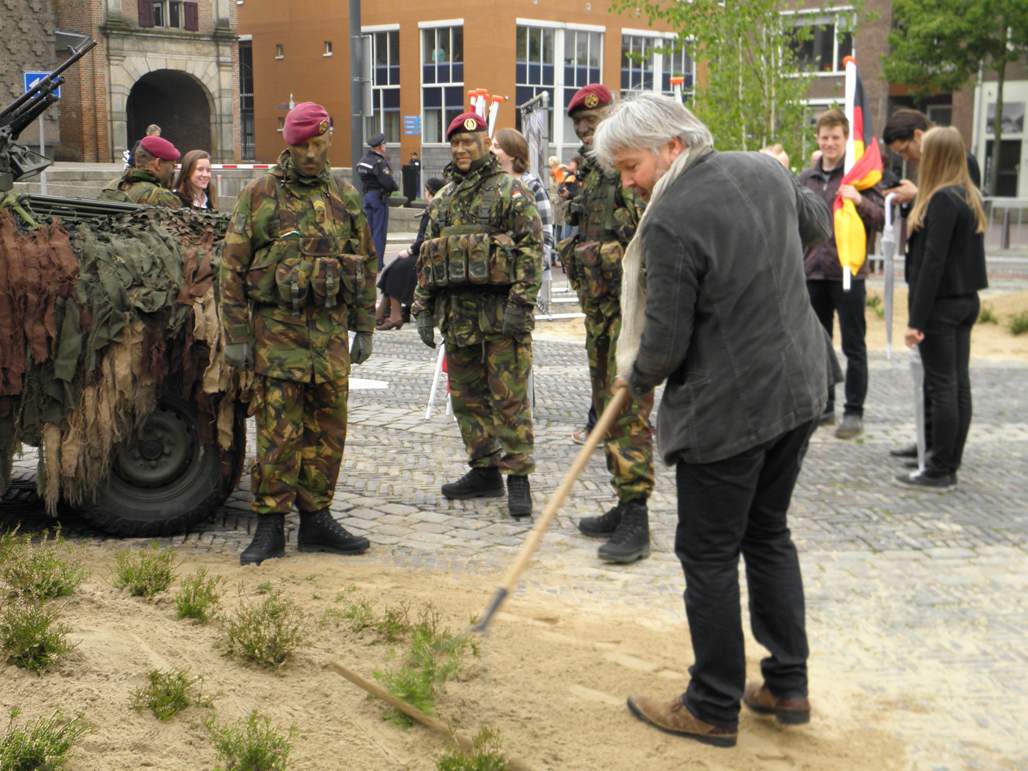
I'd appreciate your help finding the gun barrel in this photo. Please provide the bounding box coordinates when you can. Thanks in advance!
[1,39,96,130]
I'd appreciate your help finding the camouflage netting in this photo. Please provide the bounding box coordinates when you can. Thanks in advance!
[0,205,249,511]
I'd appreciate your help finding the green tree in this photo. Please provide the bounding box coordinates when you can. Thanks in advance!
[885,0,1028,195]
[612,1,859,165]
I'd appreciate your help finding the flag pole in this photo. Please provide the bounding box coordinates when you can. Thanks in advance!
[842,57,857,292]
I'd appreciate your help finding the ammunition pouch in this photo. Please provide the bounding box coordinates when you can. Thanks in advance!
[417,225,515,291]
[274,256,313,314]
[569,239,623,301]
[249,233,362,312]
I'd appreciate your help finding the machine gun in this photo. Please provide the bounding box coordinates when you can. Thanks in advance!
[0,38,97,193]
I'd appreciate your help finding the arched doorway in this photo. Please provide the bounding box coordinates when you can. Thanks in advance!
[126,70,212,156]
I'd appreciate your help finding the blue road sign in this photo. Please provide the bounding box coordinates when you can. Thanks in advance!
[24,71,60,99]
[402,115,421,135]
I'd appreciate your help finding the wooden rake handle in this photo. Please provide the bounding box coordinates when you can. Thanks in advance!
[472,386,631,634]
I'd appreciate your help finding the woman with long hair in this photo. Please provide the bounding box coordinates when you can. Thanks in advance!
[173,149,216,210]
[899,126,988,489]
[491,128,553,269]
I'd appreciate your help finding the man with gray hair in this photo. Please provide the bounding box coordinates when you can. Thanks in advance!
[593,93,838,747]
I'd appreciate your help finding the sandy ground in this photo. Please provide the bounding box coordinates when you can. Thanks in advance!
[535,288,1028,362]
[2,548,907,770]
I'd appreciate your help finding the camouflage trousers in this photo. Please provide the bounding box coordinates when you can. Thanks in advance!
[250,375,348,516]
[585,310,655,502]
[447,337,534,475]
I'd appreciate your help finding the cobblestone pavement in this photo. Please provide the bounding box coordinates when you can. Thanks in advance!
[3,294,1027,768]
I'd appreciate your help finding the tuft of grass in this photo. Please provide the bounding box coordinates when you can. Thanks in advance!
[978,302,998,324]
[208,710,296,771]
[374,607,473,726]
[175,568,222,623]
[341,598,375,633]
[113,544,176,599]
[0,708,90,770]
[375,602,412,643]
[0,600,72,672]
[0,530,86,602]
[222,591,307,669]
[131,669,208,721]
[255,581,274,595]
[865,294,885,319]
[1008,310,1028,336]
[437,727,510,771]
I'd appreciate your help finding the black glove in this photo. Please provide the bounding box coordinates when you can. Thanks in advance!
[501,302,531,337]
[224,342,253,372]
[350,332,373,364]
[416,312,436,349]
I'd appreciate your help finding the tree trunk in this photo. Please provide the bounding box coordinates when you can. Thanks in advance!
[987,56,1006,197]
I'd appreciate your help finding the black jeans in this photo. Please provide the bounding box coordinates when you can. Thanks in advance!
[675,420,815,728]
[918,294,978,475]
[807,279,868,416]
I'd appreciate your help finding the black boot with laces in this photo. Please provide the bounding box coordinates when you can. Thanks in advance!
[506,475,532,518]
[598,500,651,563]
[298,509,370,555]
[578,502,623,538]
[240,514,286,566]
[441,467,504,499]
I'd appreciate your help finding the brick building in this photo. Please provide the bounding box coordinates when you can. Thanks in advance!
[0,0,60,154]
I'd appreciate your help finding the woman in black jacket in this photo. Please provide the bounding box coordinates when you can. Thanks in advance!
[899,126,988,489]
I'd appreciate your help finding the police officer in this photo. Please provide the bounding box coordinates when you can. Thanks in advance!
[412,112,543,518]
[356,133,398,270]
[219,102,376,565]
[101,135,182,207]
[561,84,654,563]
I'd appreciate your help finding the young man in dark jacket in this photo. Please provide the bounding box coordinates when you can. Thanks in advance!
[798,109,884,439]
[593,93,839,749]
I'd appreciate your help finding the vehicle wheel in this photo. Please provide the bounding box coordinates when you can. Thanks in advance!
[78,395,224,537]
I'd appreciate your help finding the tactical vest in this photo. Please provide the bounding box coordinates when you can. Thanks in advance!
[562,162,624,302]
[245,176,365,314]
[417,172,516,291]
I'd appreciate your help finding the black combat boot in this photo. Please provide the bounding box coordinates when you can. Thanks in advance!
[240,514,286,566]
[298,509,370,555]
[506,475,532,518]
[441,467,504,499]
[578,502,623,538]
[598,499,651,563]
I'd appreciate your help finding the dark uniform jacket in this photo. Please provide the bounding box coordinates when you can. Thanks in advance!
[631,151,838,465]
[356,150,399,197]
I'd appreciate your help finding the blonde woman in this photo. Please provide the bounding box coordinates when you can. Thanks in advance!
[899,126,988,490]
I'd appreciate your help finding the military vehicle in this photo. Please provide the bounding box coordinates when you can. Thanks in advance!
[0,40,247,536]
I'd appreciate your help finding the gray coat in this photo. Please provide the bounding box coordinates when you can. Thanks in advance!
[629,151,839,465]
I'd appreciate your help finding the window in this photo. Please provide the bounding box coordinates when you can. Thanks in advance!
[239,40,255,159]
[275,43,284,59]
[786,13,853,74]
[421,25,464,143]
[323,41,333,57]
[621,35,654,93]
[515,25,556,135]
[659,38,694,97]
[366,29,401,143]
[561,29,603,146]
[139,1,197,30]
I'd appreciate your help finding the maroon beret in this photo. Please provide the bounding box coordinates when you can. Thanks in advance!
[446,112,487,141]
[283,102,331,145]
[139,135,181,161]
[567,84,613,116]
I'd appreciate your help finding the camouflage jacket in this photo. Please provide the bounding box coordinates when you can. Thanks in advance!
[563,149,644,313]
[413,155,543,348]
[219,150,377,383]
[99,168,182,207]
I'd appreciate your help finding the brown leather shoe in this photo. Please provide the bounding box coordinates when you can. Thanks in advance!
[743,682,810,725]
[626,695,737,748]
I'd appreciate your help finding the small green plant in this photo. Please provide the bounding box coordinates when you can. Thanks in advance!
[865,294,885,319]
[437,727,510,771]
[0,530,85,601]
[113,544,176,598]
[375,602,412,643]
[223,591,306,668]
[0,708,90,770]
[978,303,998,324]
[1008,310,1028,336]
[131,669,208,721]
[255,581,274,595]
[341,598,375,633]
[374,608,473,726]
[0,600,72,672]
[175,568,222,623]
[208,710,296,771]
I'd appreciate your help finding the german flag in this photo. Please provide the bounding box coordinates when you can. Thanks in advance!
[835,56,883,279]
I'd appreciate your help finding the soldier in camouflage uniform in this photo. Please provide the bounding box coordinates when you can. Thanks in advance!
[100,135,183,207]
[219,102,376,565]
[561,84,654,563]
[413,112,543,518]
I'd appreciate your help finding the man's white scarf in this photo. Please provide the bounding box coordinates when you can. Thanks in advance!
[616,145,711,378]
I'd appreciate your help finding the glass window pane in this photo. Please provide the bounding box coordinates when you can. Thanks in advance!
[517,26,527,61]
[542,63,554,85]
[424,86,441,108]
[816,25,834,71]
[543,29,553,63]
[446,86,464,108]
[837,30,853,65]
[452,27,463,62]
[423,30,434,63]
[389,30,399,63]
[376,32,388,66]
[438,63,451,84]
[588,32,601,68]
[576,32,588,64]
[383,89,400,109]
[529,63,540,85]
[424,109,441,143]
[452,62,463,82]
[423,63,436,85]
